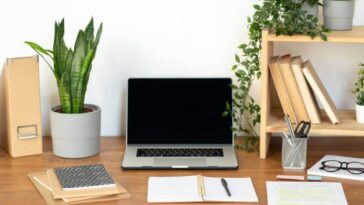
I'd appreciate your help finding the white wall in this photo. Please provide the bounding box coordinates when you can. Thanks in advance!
[0,0,363,136]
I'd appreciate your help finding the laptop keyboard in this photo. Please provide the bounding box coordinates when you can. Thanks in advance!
[136,148,224,157]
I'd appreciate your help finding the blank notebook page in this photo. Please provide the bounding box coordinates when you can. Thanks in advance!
[147,176,202,203]
[203,177,259,202]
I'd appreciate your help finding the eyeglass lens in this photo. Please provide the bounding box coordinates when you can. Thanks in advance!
[322,160,341,172]
[347,162,364,174]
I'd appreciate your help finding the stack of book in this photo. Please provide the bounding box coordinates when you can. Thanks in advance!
[269,54,340,124]
[28,164,131,204]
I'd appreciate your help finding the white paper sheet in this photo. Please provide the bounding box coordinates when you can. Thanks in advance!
[203,177,258,202]
[147,176,202,203]
[266,182,348,205]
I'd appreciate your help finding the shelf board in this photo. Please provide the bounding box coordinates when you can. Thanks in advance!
[266,108,364,136]
[268,26,364,43]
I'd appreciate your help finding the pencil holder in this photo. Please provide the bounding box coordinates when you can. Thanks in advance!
[282,136,307,170]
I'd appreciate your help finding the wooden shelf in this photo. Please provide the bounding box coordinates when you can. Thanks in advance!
[266,108,364,137]
[268,26,364,43]
[259,27,364,159]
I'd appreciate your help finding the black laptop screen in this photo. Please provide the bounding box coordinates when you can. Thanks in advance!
[127,78,232,144]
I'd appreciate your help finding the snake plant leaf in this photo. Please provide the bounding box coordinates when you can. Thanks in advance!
[59,73,72,113]
[94,23,103,49]
[24,41,55,75]
[84,18,94,47]
[70,30,87,113]
[54,20,70,81]
[26,17,102,113]
[25,41,53,59]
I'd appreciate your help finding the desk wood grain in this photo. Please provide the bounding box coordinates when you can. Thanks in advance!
[1,137,364,205]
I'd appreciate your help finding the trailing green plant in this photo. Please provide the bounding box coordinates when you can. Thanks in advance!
[25,18,102,113]
[226,0,329,152]
[353,63,364,106]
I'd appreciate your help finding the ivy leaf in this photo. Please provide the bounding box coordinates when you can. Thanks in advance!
[235,54,240,63]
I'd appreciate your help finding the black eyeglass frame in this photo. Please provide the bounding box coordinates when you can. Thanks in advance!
[294,121,311,138]
[319,160,364,175]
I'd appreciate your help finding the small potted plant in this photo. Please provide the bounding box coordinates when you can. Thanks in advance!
[353,63,364,123]
[26,18,103,158]
[323,0,355,30]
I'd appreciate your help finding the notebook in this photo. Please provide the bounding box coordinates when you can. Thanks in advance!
[47,165,120,199]
[147,175,258,203]
[53,164,115,190]
[308,155,364,181]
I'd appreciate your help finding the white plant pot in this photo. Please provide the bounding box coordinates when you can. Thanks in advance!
[356,104,364,124]
[323,0,355,30]
[50,104,101,158]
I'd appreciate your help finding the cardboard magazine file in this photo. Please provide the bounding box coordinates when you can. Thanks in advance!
[0,56,42,157]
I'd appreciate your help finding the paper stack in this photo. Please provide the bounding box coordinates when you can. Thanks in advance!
[28,164,131,205]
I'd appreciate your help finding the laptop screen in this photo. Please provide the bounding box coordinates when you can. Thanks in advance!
[127,78,232,144]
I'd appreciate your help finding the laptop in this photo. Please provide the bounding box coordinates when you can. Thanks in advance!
[122,78,238,169]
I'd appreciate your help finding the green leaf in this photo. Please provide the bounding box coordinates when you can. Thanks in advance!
[235,54,240,63]
[225,101,231,111]
[84,18,95,45]
[222,111,229,117]
[25,41,53,59]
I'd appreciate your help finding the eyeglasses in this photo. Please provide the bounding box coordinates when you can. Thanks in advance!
[319,160,364,175]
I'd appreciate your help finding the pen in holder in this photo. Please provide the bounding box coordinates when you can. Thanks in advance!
[282,115,310,170]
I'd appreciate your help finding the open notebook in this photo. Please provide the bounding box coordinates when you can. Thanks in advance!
[147,175,258,203]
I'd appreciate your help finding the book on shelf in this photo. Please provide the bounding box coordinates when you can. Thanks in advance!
[269,56,297,123]
[307,155,364,181]
[302,61,340,124]
[278,55,310,123]
[290,56,321,124]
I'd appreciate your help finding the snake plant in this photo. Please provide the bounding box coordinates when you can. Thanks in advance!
[26,18,102,113]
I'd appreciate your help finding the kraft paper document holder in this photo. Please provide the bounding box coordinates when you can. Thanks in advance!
[28,172,132,205]
[0,56,42,157]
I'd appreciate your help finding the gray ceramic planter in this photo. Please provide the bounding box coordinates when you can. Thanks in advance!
[302,3,319,17]
[323,0,355,30]
[50,104,101,158]
[293,0,319,17]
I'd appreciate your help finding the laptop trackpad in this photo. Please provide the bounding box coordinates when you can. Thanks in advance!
[153,158,207,167]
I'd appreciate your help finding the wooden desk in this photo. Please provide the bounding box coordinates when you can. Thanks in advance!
[1,137,364,205]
